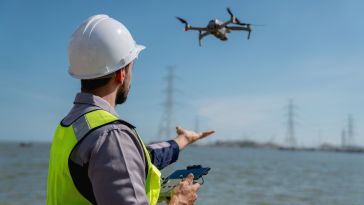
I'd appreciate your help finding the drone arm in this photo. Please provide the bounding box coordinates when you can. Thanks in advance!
[226,26,252,39]
[219,20,233,28]
[187,26,209,31]
[176,18,208,31]
[225,26,249,31]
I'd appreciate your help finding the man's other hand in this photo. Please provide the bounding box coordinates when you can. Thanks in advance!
[168,174,200,205]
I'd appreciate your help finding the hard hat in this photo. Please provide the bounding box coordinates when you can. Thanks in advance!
[68,14,145,79]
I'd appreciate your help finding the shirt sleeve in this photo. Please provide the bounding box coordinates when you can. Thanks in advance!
[146,140,180,170]
[88,125,150,205]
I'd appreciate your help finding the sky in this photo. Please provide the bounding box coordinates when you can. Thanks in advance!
[0,0,363,147]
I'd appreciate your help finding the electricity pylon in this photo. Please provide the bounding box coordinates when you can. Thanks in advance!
[286,99,297,147]
[157,67,177,141]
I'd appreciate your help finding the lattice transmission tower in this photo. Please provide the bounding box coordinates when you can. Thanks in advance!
[286,99,298,147]
[346,114,355,146]
[341,114,355,147]
[157,67,177,141]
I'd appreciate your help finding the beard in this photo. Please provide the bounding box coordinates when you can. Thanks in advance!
[115,85,130,105]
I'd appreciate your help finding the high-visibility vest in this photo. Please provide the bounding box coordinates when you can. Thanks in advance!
[47,109,161,205]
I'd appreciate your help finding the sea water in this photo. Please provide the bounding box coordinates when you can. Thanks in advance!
[1,143,363,205]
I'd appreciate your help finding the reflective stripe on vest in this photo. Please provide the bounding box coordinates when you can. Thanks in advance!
[47,109,161,205]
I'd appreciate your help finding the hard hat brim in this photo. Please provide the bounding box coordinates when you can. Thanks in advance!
[135,44,146,59]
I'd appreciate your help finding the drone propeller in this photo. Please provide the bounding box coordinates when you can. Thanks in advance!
[176,17,187,24]
[227,7,239,23]
[227,7,248,26]
[176,17,190,31]
[227,7,233,19]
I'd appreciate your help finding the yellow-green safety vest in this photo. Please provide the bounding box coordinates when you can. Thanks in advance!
[47,109,161,205]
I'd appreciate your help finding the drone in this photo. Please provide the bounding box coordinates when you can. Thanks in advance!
[177,8,254,46]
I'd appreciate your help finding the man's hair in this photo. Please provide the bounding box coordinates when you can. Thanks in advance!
[81,64,130,91]
[81,72,115,91]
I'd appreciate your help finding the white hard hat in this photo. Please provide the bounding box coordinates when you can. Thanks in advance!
[68,14,145,79]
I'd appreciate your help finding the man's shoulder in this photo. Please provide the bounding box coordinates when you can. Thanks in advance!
[61,105,100,126]
[91,120,136,137]
[92,121,143,154]
[71,119,143,166]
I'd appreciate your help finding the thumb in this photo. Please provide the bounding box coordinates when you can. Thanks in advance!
[176,126,184,135]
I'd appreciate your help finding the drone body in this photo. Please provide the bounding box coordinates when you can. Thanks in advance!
[177,8,252,46]
[207,19,229,41]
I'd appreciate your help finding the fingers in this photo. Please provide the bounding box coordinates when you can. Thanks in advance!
[172,174,199,204]
[201,130,215,138]
[176,126,215,139]
[185,173,194,184]
[197,130,215,141]
[192,193,198,202]
[176,126,184,135]
[204,130,215,135]
[192,182,200,191]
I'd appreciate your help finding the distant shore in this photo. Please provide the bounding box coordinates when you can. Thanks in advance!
[195,140,364,154]
[4,140,364,154]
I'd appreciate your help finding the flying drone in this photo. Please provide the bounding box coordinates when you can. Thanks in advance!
[177,8,255,46]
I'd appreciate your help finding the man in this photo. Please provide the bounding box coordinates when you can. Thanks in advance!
[47,14,214,205]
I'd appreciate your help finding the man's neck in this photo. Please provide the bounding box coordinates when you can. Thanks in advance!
[82,89,117,108]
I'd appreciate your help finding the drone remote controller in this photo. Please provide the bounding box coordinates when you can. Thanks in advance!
[158,165,211,202]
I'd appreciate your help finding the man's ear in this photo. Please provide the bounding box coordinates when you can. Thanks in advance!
[115,68,126,84]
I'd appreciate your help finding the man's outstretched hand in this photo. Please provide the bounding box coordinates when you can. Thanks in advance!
[174,126,215,150]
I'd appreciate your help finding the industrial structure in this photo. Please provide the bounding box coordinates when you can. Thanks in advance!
[286,99,298,147]
[157,67,178,141]
[341,114,355,147]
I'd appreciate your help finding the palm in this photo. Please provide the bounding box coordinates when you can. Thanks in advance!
[176,126,214,144]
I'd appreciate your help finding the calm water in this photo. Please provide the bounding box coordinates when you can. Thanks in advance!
[1,143,363,205]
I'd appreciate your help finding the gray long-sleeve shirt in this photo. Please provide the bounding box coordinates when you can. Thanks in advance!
[61,92,179,205]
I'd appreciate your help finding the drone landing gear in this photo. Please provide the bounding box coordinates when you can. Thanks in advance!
[198,31,202,47]
[198,31,210,47]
